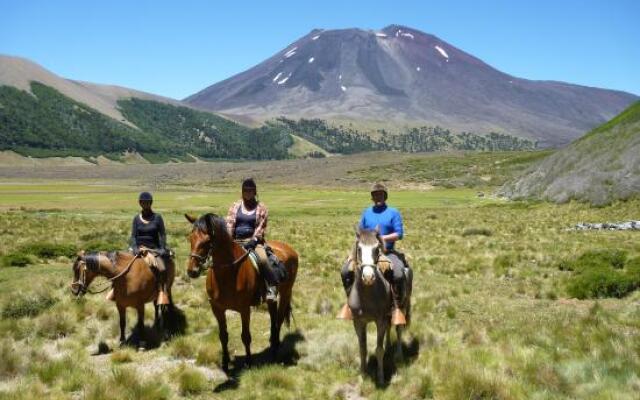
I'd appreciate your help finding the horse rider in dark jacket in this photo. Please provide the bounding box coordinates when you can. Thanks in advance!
[129,191,170,305]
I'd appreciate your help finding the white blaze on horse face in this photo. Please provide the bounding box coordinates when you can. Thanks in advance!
[359,243,377,266]
[362,265,375,285]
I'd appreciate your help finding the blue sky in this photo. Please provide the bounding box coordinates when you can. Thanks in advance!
[1,0,639,99]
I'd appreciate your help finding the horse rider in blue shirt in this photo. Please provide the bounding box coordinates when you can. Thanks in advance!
[339,183,408,324]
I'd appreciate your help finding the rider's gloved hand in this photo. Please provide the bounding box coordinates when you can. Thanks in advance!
[243,238,259,251]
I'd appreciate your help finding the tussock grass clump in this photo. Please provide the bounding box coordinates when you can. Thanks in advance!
[111,349,134,364]
[87,367,170,400]
[563,250,640,299]
[437,361,515,400]
[195,344,219,366]
[170,336,199,359]
[175,364,209,396]
[36,310,76,339]
[0,338,25,378]
[1,291,57,319]
[462,227,493,237]
[1,252,32,267]
[31,358,68,385]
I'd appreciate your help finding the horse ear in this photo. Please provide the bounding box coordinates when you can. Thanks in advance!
[374,225,380,234]
[184,214,196,223]
[354,223,360,238]
[204,214,214,235]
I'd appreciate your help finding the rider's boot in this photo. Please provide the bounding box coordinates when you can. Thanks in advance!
[391,282,406,326]
[266,282,278,303]
[157,270,169,305]
[337,264,354,320]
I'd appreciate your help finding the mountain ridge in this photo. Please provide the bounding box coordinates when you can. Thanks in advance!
[184,25,638,147]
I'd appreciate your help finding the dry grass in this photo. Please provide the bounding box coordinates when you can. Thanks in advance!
[0,176,639,399]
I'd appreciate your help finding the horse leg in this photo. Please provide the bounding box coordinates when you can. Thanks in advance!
[136,304,145,348]
[117,304,126,345]
[212,306,230,372]
[354,320,367,377]
[240,308,252,368]
[268,300,279,360]
[376,319,388,385]
[395,325,404,362]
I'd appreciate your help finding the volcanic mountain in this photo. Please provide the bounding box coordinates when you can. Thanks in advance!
[185,25,638,147]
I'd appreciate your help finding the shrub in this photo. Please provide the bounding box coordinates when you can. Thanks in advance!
[19,242,77,259]
[2,292,57,319]
[567,268,636,299]
[83,240,122,253]
[574,249,627,271]
[1,253,32,267]
[564,250,640,299]
[462,227,493,237]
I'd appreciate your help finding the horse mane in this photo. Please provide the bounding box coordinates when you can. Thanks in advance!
[194,213,232,242]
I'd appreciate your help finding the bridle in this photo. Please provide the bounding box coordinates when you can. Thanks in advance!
[188,230,251,275]
[71,253,139,295]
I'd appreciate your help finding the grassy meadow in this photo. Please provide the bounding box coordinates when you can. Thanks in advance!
[0,163,639,399]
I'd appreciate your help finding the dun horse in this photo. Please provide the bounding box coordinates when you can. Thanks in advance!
[348,227,412,385]
[185,213,298,371]
[70,251,175,345]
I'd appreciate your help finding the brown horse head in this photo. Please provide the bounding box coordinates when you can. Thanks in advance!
[354,226,383,286]
[185,213,231,279]
[70,251,105,296]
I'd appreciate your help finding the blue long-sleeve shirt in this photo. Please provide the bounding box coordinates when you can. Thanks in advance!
[359,204,404,250]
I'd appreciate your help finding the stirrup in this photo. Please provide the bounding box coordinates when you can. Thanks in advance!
[106,288,115,302]
[266,285,278,302]
[337,303,353,320]
[391,308,406,326]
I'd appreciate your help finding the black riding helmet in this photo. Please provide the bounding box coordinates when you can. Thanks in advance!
[242,178,257,190]
[370,183,388,200]
[138,191,153,202]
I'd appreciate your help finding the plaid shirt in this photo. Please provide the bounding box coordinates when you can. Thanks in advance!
[225,200,268,240]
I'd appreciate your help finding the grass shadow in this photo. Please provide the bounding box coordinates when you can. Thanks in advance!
[213,330,305,393]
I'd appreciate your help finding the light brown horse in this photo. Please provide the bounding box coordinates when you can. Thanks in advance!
[70,251,175,346]
[185,213,298,371]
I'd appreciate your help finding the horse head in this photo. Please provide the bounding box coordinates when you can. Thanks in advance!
[70,251,102,296]
[354,226,384,286]
[185,213,220,279]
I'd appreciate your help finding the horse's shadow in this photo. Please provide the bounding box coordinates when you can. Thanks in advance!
[121,304,188,350]
[213,330,305,393]
[365,335,420,388]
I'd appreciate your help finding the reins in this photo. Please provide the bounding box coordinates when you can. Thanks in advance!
[73,253,141,295]
[189,247,250,271]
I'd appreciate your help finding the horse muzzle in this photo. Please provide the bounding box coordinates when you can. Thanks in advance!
[70,281,86,297]
[361,265,376,286]
[187,268,202,279]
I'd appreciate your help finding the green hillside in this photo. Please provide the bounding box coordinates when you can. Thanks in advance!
[1,82,538,163]
[0,82,292,162]
[502,101,640,205]
[275,118,536,153]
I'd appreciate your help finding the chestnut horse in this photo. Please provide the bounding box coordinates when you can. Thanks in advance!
[70,251,175,346]
[185,213,298,371]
